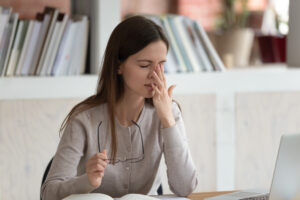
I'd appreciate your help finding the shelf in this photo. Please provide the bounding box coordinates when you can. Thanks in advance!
[2,67,300,99]
[0,75,98,99]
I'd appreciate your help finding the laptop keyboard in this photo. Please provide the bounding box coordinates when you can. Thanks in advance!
[239,193,269,200]
[226,192,269,200]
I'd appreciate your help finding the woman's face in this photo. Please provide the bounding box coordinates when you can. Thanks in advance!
[118,40,167,99]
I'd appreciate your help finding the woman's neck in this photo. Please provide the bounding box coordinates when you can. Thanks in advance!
[115,96,145,127]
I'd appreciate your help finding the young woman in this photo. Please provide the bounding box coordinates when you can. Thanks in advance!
[41,15,198,200]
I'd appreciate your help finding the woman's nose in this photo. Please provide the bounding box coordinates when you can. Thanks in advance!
[147,66,155,77]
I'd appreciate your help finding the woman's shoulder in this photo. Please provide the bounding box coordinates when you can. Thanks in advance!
[72,103,107,123]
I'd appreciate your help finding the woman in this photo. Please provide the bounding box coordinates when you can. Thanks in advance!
[41,15,198,200]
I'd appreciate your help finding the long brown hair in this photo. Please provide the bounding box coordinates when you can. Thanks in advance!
[60,15,169,161]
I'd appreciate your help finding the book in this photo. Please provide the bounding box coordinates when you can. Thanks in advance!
[15,20,34,76]
[5,20,24,76]
[67,15,89,75]
[51,18,77,76]
[184,18,213,72]
[28,13,50,75]
[39,13,62,76]
[172,16,202,72]
[62,193,189,200]
[193,21,226,71]
[45,13,69,75]
[0,12,15,75]
[20,20,42,75]
[35,7,59,75]
[1,12,19,76]
[0,7,11,43]
[8,20,29,76]
[167,15,193,72]
[160,15,187,73]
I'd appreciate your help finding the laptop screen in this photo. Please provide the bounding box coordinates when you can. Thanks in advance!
[268,134,300,200]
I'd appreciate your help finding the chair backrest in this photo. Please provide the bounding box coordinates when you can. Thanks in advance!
[40,158,53,200]
[41,158,53,186]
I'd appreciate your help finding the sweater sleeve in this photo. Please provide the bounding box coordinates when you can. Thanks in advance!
[41,117,95,200]
[161,102,198,197]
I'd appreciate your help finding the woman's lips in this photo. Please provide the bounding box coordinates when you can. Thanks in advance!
[144,84,153,91]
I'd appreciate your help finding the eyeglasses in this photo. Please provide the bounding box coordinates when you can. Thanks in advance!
[97,120,144,164]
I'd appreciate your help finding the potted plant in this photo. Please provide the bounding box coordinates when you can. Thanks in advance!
[215,0,254,68]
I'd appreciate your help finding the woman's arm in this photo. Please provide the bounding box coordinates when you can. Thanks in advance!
[161,103,198,197]
[41,117,96,200]
[150,64,198,196]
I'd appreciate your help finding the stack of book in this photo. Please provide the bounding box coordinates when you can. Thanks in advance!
[0,6,89,77]
[147,14,226,73]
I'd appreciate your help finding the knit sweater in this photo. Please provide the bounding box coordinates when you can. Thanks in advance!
[41,102,198,200]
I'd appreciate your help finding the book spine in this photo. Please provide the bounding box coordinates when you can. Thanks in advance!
[167,15,194,72]
[29,14,51,75]
[1,13,19,76]
[161,15,187,73]
[20,21,42,76]
[173,16,202,72]
[14,20,31,76]
[186,18,214,72]
[6,20,24,76]
[36,8,59,75]
[0,16,13,75]
[194,21,226,71]
[46,13,69,76]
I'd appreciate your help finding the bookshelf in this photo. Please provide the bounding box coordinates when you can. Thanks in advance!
[0,0,120,76]
[2,65,300,100]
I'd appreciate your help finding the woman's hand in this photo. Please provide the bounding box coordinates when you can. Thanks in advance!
[151,64,176,128]
[85,149,108,188]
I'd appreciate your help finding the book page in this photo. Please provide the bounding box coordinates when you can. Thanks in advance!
[155,195,190,200]
[63,193,113,200]
[116,194,159,200]
[116,194,189,200]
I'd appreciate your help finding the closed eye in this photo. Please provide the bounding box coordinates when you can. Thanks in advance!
[139,65,150,68]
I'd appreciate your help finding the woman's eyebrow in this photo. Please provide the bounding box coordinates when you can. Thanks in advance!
[137,59,166,63]
[137,59,152,63]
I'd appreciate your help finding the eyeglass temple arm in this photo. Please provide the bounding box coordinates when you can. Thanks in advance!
[97,121,103,152]
[131,120,145,155]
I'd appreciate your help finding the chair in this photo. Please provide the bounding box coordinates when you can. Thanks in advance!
[41,158,163,199]
[41,158,53,186]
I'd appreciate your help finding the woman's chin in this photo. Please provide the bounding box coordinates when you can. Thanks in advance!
[145,94,153,98]
[144,91,154,98]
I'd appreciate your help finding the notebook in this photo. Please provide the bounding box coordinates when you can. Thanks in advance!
[205,133,300,200]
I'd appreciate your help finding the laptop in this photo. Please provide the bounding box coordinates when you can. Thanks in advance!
[205,133,300,200]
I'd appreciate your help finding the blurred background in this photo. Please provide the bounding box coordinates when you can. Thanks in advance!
[0,1,297,200]
[0,0,289,69]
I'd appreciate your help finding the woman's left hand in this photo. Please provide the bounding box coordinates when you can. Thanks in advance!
[151,64,176,128]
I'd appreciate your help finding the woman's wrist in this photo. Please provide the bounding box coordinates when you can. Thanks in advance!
[161,116,175,128]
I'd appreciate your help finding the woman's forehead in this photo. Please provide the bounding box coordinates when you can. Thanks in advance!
[132,41,167,60]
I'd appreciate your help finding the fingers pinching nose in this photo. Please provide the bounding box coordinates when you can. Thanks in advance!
[152,90,155,96]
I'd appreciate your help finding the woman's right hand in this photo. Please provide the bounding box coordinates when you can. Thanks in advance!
[85,149,108,188]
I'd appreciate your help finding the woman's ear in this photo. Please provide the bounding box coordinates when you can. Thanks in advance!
[117,62,123,75]
[117,67,122,75]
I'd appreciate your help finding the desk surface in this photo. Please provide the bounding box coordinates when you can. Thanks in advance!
[188,191,235,200]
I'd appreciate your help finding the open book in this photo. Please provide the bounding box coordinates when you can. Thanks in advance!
[63,193,189,200]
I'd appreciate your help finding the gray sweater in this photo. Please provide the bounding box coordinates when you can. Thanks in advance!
[41,102,198,200]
